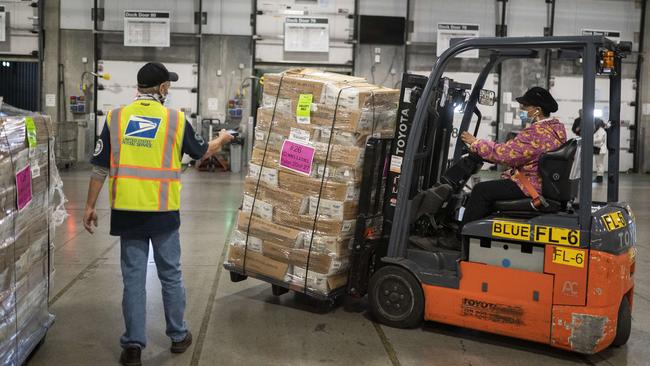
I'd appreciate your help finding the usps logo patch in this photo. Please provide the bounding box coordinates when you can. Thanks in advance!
[124,116,161,139]
[93,139,103,156]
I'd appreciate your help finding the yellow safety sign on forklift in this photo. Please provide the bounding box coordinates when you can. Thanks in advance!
[551,246,585,268]
[533,226,580,247]
[491,220,531,241]
[491,220,580,247]
[601,211,626,231]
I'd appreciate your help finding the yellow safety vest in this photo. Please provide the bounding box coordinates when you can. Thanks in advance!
[107,100,185,211]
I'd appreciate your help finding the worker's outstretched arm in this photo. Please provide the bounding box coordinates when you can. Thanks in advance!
[83,167,107,234]
[202,129,234,159]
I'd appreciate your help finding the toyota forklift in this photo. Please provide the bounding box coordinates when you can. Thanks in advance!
[347,36,637,354]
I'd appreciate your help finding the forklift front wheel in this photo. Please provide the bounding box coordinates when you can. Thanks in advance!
[369,265,424,329]
[612,296,632,347]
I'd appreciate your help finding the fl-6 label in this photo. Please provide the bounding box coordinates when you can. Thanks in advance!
[601,211,626,232]
[552,246,585,268]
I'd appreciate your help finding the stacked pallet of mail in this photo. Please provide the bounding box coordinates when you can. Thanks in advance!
[225,68,399,296]
[0,110,66,364]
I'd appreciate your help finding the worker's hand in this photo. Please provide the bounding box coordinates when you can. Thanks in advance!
[217,129,235,143]
[461,131,477,146]
[83,206,98,234]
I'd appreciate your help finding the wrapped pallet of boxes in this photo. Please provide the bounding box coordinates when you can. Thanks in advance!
[224,68,398,297]
[0,112,66,364]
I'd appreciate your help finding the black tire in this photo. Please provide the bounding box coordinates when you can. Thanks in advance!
[612,296,632,347]
[369,265,424,329]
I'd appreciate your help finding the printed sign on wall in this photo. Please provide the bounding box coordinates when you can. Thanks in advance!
[124,10,171,48]
[284,17,329,53]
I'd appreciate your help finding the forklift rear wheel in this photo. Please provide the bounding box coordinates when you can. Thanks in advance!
[369,265,424,329]
[612,296,632,347]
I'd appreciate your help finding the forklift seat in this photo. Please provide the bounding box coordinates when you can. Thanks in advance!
[493,139,578,213]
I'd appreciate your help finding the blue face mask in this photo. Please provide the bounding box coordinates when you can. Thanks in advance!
[519,110,529,123]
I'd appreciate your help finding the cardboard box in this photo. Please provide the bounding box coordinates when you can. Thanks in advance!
[264,71,398,110]
[278,170,359,202]
[257,103,396,137]
[273,209,355,238]
[288,266,349,294]
[250,148,362,183]
[260,241,349,275]
[236,211,303,248]
[243,178,307,215]
[263,68,366,104]
[302,234,353,256]
[252,137,364,168]
[227,245,289,282]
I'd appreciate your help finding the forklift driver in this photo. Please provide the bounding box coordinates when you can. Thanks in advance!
[459,87,567,225]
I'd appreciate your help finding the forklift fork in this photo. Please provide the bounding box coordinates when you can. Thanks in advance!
[347,138,392,297]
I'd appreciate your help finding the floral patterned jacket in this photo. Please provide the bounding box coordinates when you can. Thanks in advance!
[470,118,567,196]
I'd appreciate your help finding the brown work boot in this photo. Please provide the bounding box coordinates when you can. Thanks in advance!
[170,331,192,354]
[120,346,142,366]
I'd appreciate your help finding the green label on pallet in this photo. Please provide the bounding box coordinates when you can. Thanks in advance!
[25,117,37,148]
[296,94,313,124]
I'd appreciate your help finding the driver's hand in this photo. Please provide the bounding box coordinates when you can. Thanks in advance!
[461,131,477,146]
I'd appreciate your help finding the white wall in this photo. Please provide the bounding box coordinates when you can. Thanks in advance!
[358,0,405,16]
[554,0,641,50]
[60,0,92,30]
[507,0,547,37]
[203,0,251,35]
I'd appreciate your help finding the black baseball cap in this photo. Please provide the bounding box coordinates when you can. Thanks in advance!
[515,87,558,115]
[137,62,179,88]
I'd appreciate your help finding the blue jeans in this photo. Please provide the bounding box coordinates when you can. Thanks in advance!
[120,229,188,349]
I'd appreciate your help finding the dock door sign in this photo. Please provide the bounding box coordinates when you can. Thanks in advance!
[582,29,621,43]
[124,11,171,48]
[437,23,480,58]
[284,17,329,53]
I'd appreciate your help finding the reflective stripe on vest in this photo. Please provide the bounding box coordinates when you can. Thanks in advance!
[107,101,184,211]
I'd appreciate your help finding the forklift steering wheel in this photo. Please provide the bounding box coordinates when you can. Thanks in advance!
[467,151,485,164]
[460,144,480,160]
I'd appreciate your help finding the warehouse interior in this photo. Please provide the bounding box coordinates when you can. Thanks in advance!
[0,0,649,365]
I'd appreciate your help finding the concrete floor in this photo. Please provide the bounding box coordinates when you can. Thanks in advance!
[25,168,650,366]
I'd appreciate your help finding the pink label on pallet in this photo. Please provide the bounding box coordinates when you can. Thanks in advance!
[279,139,315,176]
[16,165,32,210]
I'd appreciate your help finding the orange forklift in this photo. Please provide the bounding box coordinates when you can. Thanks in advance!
[346,36,636,354]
